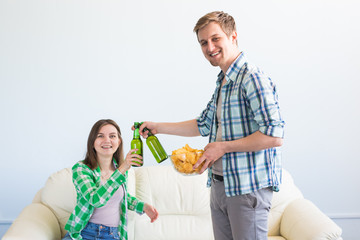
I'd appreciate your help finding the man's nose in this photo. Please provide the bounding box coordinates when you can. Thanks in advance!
[207,41,215,52]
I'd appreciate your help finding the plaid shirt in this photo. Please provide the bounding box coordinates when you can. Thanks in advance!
[64,160,144,240]
[197,52,285,196]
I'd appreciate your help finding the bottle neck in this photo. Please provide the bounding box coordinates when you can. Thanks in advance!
[134,128,140,138]
[143,127,154,136]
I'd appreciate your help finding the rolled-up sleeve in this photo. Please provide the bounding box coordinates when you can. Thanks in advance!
[245,72,285,138]
[127,193,145,214]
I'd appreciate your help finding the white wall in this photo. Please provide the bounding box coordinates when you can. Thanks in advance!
[1,0,359,238]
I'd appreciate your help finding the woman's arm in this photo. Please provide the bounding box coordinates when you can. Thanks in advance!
[126,193,158,223]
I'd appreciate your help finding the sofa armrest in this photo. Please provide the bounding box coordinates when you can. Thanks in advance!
[3,203,61,240]
[280,199,342,240]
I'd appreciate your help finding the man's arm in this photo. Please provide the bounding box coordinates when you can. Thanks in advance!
[138,119,201,138]
[223,131,283,153]
[194,131,283,174]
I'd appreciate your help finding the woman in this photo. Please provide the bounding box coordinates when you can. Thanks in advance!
[63,119,158,240]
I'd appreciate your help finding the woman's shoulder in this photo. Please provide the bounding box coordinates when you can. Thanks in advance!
[71,161,99,181]
[72,161,93,174]
[72,160,86,168]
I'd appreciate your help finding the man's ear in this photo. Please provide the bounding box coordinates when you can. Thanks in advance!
[231,31,238,43]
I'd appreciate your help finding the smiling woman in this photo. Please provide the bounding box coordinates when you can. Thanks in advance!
[84,120,124,171]
[62,119,159,240]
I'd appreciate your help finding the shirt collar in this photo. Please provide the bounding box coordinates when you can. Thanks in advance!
[216,52,247,86]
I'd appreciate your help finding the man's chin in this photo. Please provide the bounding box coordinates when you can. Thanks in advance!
[209,60,219,67]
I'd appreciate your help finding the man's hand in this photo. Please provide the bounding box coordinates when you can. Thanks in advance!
[193,142,226,174]
[131,121,158,138]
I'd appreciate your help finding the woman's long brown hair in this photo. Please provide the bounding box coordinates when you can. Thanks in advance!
[83,119,124,170]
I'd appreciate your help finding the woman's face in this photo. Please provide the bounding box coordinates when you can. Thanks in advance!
[93,124,121,159]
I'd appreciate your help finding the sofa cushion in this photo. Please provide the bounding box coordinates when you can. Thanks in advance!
[134,166,210,215]
[128,166,213,240]
[268,169,303,236]
[4,203,62,240]
[280,199,342,240]
[41,167,76,237]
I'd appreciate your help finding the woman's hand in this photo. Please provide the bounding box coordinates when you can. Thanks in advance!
[143,203,159,223]
[117,149,143,174]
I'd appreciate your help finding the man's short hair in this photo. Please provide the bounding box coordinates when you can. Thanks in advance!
[193,11,237,38]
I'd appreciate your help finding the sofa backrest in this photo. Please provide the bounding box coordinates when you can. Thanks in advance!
[127,166,212,240]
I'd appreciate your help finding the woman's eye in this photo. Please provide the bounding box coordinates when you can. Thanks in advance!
[110,135,116,138]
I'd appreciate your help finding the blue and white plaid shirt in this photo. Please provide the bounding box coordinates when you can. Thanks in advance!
[197,52,285,196]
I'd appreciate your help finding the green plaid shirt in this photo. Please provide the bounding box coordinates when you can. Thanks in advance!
[64,160,144,240]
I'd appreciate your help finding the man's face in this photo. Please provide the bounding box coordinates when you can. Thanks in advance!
[197,22,238,72]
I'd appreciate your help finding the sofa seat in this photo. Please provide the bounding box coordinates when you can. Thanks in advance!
[3,166,342,240]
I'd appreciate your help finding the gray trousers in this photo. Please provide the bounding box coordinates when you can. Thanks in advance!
[210,178,273,240]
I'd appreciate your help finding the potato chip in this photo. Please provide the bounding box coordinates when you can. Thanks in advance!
[183,163,193,173]
[170,144,204,174]
[187,153,196,164]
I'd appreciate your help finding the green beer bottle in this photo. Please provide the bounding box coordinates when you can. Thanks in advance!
[141,124,168,163]
[131,122,143,167]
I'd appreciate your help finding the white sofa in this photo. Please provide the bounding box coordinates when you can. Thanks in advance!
[3,166,342,240]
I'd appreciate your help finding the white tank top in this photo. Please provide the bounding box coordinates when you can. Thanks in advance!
[89,180,124,227]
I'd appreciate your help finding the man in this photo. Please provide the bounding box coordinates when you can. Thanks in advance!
[139,11,285,240]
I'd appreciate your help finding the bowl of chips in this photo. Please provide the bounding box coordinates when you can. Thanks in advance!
[170,144,205,174]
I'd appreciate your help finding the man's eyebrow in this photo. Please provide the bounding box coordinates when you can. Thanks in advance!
[199,34,221,42]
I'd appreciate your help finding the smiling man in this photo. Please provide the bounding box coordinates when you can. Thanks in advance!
[139,11,285,240]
